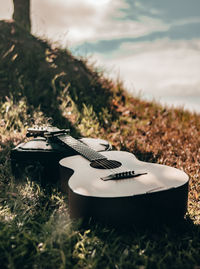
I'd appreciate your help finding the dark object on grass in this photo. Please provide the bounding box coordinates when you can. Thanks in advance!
[11,136,111,186]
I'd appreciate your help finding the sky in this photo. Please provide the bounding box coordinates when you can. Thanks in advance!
[1,0,200,113]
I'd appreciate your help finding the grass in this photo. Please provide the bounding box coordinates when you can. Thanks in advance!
[0,20,200,269]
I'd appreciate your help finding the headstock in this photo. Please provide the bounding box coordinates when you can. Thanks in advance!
[26,126,69,138]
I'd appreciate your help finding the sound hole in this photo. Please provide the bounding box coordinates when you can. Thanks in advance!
[90,159,122,169]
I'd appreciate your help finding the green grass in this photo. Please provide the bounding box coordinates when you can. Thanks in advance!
[1,20,200,269]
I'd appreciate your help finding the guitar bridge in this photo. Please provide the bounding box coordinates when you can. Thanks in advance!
[101,171,147,181]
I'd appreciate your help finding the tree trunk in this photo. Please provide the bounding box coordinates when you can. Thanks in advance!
[13,0,31,32]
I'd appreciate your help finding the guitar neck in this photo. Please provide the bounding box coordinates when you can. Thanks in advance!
[56,134,106,162]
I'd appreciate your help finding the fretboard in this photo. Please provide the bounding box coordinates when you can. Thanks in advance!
[57,134,106,162]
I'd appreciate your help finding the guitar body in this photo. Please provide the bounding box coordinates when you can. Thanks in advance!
[59,151,189,226]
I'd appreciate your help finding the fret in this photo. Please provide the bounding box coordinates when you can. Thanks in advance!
[57,134,105,162]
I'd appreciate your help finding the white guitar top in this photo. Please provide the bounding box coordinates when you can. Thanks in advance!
[60,151,189,198]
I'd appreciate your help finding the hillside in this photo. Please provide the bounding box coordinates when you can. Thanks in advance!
[0,20,120,133]
[0,20,200,268]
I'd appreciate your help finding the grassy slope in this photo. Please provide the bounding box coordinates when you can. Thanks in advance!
[0,20,200,269]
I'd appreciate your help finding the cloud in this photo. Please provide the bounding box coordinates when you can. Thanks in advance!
[0,0,13,20]
[124,0,200,22]
[31,0,169,47]
[74,18,200,57]
[91,37,200,113]
[91,38,200,100]
[31,0,120,45]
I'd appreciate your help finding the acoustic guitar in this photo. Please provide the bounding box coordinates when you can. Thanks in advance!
[28,126,189,226]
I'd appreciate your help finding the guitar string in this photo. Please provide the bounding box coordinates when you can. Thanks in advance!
[63,135,133,174]
[94,159,134,177]
[59,135,133,176]
[30,128,133,176]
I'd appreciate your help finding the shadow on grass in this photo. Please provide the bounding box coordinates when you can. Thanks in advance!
[78,216,200,268]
